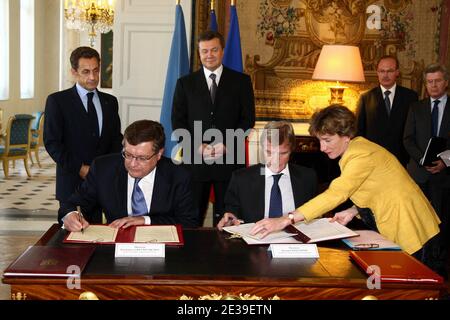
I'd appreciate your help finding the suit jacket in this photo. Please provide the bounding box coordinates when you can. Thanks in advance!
[224,163,317,223]
[404,96,450,184]
[356,85,418,166]
[44,85,123,201]
[299,137,440,254]
[172,66,255,181]
[59,154,199,228]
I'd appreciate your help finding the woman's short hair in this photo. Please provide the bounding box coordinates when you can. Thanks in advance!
[124,120,166,152]
[309,104,357,138]
[260,121,296,152]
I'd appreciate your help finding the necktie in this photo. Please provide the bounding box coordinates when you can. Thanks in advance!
[268,174,283,218]
[209,73,217,103]
[131,178,148,216]
[384,90,391,116]
[87,92,99,137]
[431,99,440,137]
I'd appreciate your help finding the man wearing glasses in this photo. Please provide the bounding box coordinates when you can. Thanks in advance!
[356,55,418,167]
[404,63,450,278]
[60,120,198,231]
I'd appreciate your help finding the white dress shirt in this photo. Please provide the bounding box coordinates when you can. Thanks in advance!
[203,65,223,90]
[264,164,296,218]
[380,83,396,110]
[127,168,157,225]
[430,94,448,135]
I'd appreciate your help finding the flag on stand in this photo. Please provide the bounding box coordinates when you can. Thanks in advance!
[159,3,190,159]
[223,4,243,72]
[209,6,218,31]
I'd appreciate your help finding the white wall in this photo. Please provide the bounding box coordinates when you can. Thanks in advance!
[112,0,192,131]
[0,0,60,127]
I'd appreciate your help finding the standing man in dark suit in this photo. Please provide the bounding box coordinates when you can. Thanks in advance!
[217,121,317,229]
[172,30,255,226]
[61,120,198,231]
[44,47,123,221]
[404,63,450,278]
[356,55,418,167]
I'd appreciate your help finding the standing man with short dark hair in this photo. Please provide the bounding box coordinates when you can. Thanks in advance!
[404,63,450,278]
[172,30,255,226]
[356,55,418,167]
[44,46,123,222]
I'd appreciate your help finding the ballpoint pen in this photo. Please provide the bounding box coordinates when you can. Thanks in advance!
[77,206,84,234]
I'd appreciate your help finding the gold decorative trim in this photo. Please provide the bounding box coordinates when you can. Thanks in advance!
[11,292,27,300]
[180,293,280,300]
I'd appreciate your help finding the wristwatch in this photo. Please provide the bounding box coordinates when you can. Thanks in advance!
[288,213,296,225]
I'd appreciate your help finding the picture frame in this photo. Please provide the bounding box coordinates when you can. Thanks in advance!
[100,31,113,89]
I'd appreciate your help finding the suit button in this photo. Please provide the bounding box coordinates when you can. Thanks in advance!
[211,112,213,115]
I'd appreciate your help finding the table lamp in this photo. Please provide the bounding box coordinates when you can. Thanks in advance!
[312,45,365,104]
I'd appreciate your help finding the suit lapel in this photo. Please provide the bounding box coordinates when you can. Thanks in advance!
[115,163,128,216]
[375,87,390,119]
[194,69,214,111]
[253,165,265,219]
[421,99,432,137]
[289,165,304,207]
[97,90,107,137]
[70,85,89,117]
[148,161,169,214]
[439,97,450,138]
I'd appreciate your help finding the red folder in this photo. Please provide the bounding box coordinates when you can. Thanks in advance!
[350,250,443,284]
[3,245,95,277]
[63,224,184,246]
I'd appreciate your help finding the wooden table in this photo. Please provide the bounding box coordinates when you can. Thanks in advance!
[2,224,445,300]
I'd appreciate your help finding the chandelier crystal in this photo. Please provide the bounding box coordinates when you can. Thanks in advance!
[64,0,115,47]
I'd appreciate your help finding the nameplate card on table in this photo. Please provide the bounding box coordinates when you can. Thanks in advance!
[64,224,184,246]
[115,243,165,258]
[270,244,319,258]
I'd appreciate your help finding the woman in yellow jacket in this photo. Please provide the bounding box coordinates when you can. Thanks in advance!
[251,105,440,259]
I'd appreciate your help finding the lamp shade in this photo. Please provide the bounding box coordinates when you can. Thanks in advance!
[312,45,365,83]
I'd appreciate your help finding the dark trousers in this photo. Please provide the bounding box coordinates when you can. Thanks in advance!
[193,180,229,227]
[418,181,450,278]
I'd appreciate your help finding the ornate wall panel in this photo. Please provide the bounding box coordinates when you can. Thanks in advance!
[196,0,447,121]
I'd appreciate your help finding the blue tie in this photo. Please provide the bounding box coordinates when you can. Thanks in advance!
[269,174,283,218]
[431,99,440,137]
[131,178,148,216]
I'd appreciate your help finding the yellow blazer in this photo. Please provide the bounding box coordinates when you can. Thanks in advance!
[298,137,440,254]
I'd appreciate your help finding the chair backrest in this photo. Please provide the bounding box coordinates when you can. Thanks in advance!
[31,111,43,131]
[4,114,34,154]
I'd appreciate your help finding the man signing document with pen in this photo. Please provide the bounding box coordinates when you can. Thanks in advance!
[217,121,317,230]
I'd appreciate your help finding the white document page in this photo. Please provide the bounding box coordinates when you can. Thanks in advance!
[134,225,179,243]
[223,223,297,242]
[66,225,118,243]
[293,218,358,243]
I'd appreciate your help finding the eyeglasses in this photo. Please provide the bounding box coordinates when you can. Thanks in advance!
[121,150,157,163]
[354,243,379,250]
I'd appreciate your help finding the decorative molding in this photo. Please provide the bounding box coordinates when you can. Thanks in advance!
[180,293,281,300]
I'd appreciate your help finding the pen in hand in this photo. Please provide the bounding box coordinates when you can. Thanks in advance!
[77,206,84,234]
